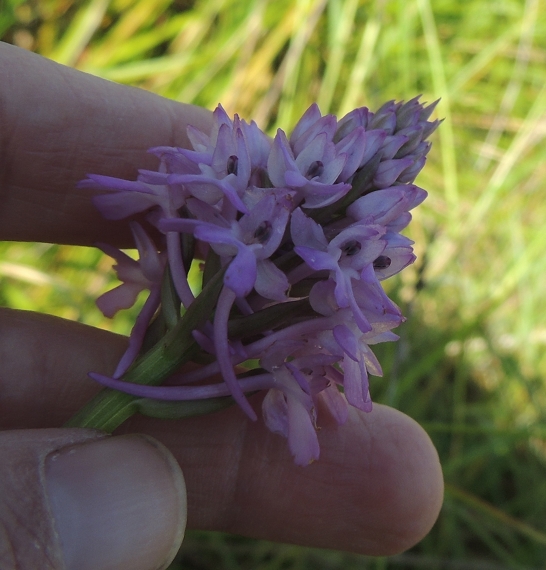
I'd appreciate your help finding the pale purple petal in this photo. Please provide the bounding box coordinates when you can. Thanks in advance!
[387,212,412,233]
[294,245,338,272]
[267,129,296,187]
[289,103,323,147]
[130,222,164,283]
[360,342,383,377]
[318,154,347,184]
[294,133,328,174]
[91,192,159,220]
[380,134,409,160]
[333,324,360,361]
[137,169,170,184]
[166,231,195,308]
[168,173,248,213]
[342,275,373,333]
[342,355,372,412]
[308,279,338,316]
[292,114,338,156]
[357,130,387,169]
[224,245,257,298]
[397,155,427,183]
[89,371,274,400]
[336,107,371,140]
[373,157,414,188]
[262,389,289,437]
[284,169,311,188]
[240,119,272,168]
[186,125,211,152]
[346,185,427,224]
[318,382,349,425]
[96,282,143,318]
[287,396,320,466]
[290,208,328,250]
[213,286,257,420]
[260,339,306,371]
[255,259,289,300]
[192,223,257,297]
[113,286,161,378]
[79,175,154,193]
[285,362,312,395]
[335,126,367,181]
[297,183,351,209]
[237,192,292,259]
[233,125,252,190]
[394,126,424,156]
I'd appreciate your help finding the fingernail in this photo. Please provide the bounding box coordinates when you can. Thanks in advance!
[45,434,186,570]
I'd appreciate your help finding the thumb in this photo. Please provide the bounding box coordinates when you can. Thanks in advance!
[0,429,186,570]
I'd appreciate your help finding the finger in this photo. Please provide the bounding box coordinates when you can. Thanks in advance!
[121,401,443,556]
[0,308,443,556]
[0,43,212,246]
[0,429,186,570]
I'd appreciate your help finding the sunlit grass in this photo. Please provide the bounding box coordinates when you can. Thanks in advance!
[2,0,546,567]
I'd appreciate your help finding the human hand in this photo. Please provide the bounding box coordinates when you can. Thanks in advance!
[0,42,444,570]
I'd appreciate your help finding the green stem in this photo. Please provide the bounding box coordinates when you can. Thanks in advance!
[64,267,225,431]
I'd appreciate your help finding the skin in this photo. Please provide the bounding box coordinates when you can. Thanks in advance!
[0,41,443,562]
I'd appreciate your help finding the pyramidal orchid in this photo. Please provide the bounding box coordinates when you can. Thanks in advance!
[68,98,439,466]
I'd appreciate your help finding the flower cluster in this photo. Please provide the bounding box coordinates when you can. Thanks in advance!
[80,97,438,465]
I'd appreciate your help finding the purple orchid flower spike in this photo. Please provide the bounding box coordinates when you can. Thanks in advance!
[78,98,439,466]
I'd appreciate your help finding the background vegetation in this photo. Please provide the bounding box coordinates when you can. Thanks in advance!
[1,0,546,568]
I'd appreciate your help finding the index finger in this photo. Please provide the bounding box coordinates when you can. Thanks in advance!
[0,42,212,246]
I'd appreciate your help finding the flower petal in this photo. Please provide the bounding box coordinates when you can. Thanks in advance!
[255,259,289,300]
[287,396,320,466]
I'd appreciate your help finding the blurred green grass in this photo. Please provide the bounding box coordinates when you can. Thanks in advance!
[2,0,546,567]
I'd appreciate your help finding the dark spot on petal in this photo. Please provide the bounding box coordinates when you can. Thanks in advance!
[253,221,272,243]
[251,166,271,188]
[341,240,361,256]
[227,155,238,175]
[373,255,392,270]
[305,160,324,179]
